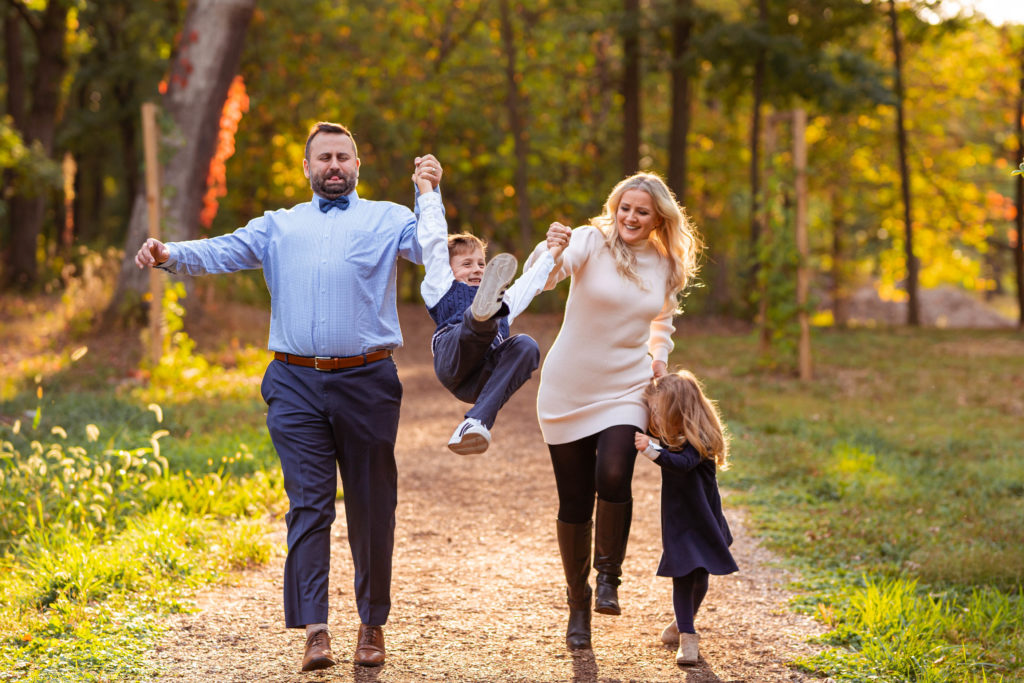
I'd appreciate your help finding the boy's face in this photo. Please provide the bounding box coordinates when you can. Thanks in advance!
[450,247,486,286]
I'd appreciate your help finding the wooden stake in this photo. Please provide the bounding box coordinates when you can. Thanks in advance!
[61,152,76,251]
[793,108,813,381]
[142,103,163,367]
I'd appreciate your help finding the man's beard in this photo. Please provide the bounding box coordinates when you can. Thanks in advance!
[311,168,357,199]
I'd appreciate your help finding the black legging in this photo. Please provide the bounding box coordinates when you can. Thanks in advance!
[672,568,710,633]
[547,424,638,523]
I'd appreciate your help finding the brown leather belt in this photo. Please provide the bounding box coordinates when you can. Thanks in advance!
[273,349,392,371]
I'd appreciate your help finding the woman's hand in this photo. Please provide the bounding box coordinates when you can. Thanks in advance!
[652,359,667,378]
[546,222,571,262]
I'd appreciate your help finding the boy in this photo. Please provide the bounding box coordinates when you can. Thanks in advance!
[413,167,564,454]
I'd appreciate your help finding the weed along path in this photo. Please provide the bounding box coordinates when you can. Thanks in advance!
[151,306,825,682]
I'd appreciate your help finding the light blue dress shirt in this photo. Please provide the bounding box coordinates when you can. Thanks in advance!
[159,190,430,357]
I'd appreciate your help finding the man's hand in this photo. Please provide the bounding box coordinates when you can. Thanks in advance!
[413,154,443,190]
[652,359,667,378]
[546,222,571,261]
[135,238,169,269]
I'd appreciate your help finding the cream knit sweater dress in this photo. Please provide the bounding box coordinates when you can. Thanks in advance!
[527,225,676,445]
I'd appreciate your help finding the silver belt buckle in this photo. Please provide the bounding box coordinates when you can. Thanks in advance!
[314,356,331,371]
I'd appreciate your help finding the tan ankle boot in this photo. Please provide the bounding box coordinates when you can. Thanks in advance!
[676,632,699,665]
[660,619,679,644]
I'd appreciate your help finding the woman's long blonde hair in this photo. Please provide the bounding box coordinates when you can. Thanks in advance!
[590,172,703,301]
[643,369,729,469]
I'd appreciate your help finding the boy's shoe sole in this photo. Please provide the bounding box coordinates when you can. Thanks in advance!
[470,253,518,322]
[447,420,491,455]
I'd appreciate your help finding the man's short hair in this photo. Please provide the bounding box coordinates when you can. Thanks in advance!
[447,233,487,259]
[305,121,357,160]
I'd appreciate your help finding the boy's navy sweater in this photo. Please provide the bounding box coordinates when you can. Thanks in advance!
[427,281,510,341]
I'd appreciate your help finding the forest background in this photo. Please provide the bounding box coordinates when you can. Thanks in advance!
[2,0,1023,335]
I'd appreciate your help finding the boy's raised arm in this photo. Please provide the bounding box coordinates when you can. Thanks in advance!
[413,162,453,308]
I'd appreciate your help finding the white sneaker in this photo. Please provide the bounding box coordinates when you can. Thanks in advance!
[660,619,679,644]
[447,418,491,455]
[470,253,518,322]
[676,632,699,666]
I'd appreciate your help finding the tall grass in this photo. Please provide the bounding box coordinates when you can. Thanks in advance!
[0,279,286,681]
[0,401,284,681]
[790,575,1023,682]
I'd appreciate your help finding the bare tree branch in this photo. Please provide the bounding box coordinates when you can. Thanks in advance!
[4,0,40,38]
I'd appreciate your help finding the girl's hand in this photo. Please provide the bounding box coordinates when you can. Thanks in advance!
[652,359,667,378]
[636,431,659,461]
[634,431,650,452]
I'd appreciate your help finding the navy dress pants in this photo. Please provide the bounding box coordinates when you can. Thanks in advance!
[262,356,402,628]
[433,308,539,429]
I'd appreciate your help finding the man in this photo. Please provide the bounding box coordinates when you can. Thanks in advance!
[135,121,444,671]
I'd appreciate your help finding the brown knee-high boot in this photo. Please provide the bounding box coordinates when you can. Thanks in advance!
[556,519,593,650]
[593,498,632,615]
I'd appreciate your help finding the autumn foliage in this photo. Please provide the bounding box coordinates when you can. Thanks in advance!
[200,76,249,231]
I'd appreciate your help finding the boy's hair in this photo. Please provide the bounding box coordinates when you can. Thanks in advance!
[643,369,729,468]
[447,232,487,259]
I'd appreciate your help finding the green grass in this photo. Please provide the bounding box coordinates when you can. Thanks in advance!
[677,326,1024,682]
[0,316,286,681]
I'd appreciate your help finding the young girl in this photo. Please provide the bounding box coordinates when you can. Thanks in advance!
[634,370,738,666]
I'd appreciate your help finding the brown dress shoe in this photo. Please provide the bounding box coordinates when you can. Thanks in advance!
[301,628,336,671]
[354,624,386,667]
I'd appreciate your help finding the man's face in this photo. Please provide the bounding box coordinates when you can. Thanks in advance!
[304,132,360,199]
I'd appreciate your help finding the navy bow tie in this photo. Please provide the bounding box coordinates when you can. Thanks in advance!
[319,196,350,213]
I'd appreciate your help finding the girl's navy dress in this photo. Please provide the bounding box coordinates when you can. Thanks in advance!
[650,444,739,577]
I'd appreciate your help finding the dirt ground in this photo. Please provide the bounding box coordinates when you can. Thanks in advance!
[146,304,827,682]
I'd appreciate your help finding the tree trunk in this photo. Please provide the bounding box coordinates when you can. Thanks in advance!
[1016,41,1024,329]
[114,80,141,217]
[888,0,919,325]
[622,0,641,176]
[3,6,25,130]
[793,108,812,381]
[757,112,779,353]
[3,5,25,275]
[747,0,768,315]
[667,0,693,204]
[106,0,256,325]
[498,0,533,258]
[3,0,70,290]
[830,188,850,327]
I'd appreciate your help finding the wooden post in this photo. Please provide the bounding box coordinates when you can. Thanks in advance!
[793,108,813,380]
[61,152,76,252]
[141,103,163,366]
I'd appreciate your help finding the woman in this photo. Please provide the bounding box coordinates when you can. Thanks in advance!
[528,172,702,651]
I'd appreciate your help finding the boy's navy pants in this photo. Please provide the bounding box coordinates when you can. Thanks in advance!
[433,308,539,428]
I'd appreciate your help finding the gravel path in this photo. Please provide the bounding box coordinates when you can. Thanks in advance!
[149,306,825,682]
